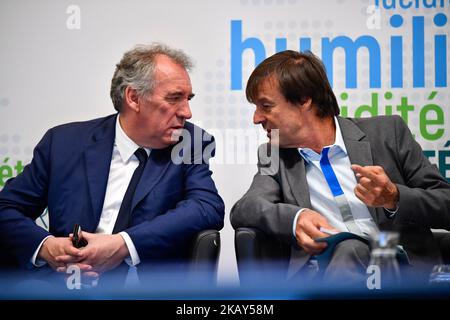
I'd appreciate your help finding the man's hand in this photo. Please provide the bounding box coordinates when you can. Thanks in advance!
[295,209,337,255]
[351,164,399,210]
[38,237,83,270]
[56,232,129,275]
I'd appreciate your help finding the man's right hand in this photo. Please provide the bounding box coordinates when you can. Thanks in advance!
[37,237,84,270]
[295,209,337,255]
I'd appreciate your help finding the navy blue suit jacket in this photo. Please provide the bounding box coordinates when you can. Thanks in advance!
[0,114,224,268]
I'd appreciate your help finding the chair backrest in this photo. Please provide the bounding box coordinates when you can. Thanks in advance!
[189,230,220,267]
[235,227,290,285]
[188,229,221,283]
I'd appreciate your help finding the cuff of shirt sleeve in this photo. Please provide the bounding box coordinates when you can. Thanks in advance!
[383,203,399,218]
[119,231,141,266]
[292,208,308,238]
[31,235,54,267]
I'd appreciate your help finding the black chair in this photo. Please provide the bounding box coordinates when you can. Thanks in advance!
[432,230,450,264]
[234,227,291,285]
[235,227,450,284]
[138,229,221,286]
[188,229,221,281]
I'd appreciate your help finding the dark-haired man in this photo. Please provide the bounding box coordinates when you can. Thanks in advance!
[231,50,450,284]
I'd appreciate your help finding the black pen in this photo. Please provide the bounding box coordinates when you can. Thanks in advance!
[72,224,87,248]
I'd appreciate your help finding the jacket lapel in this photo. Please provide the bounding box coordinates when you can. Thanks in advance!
[131,148,172,211]
[282,149,312,209]
[338,117,378,223]
[282,149,312,276]
[83,115,116,229]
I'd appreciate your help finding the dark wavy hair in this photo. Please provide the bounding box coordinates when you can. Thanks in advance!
[246,50,339,118]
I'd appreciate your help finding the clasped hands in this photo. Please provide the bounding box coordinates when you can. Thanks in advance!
[38,232,129,278]
[295,165,399,254]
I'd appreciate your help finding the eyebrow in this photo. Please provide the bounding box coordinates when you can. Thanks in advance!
[166,92,195,99]
[255,97,274,104]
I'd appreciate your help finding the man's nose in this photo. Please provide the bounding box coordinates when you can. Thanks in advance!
[178,100,192,119]
[253,109,265,125]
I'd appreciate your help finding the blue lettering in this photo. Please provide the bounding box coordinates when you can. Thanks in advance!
[434,13,447,87]
[275,38,287,52]
[299,38,311,52]
[322,36,381,88]
[424,0,437,8]
[399,0,413,8]
[377,0,447,9]
[413,16,425,87]
[230,15,447,90]
[390,15,404,87]
[383,0,397,9]
[231,20,266,90]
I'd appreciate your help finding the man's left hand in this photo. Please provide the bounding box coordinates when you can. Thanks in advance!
[55,232,129,274]
[351,164,399,210]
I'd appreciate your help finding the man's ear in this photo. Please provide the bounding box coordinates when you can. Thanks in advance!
[301,98,312,110]
[124,86,140,112]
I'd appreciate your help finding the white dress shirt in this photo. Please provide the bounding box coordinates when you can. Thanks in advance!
[32,115,147,267]
[95,115,150,266]
[292,117,380,238]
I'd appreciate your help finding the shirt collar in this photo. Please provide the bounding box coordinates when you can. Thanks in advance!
[333,116,348,155]
[115,115,151,163]
[298,117,347,163]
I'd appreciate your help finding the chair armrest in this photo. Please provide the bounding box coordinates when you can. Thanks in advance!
[234,227,265,263]
[235,227,290,262]
[433,230,450,264]
[189,229,220,273]
[235,227,290,284]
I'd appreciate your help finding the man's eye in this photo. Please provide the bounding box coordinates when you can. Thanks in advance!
[167,96,181,103]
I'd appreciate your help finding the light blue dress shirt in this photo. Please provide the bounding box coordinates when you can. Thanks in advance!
[292,117,379,238]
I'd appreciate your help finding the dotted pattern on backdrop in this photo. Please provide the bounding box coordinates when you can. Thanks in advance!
[202,0,448,153]
[0,134,33,158]
[1,0,443,157]
[0,96,12,158]
[238,0,354,5]
[0,97,9,108]
[0,97,33,162]
[203,58,252,130]
[203,1,344,130]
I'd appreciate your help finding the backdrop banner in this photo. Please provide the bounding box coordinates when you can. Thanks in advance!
[0,0,448,285]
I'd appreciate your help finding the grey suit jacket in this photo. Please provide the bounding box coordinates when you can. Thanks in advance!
[231,115,450,272]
